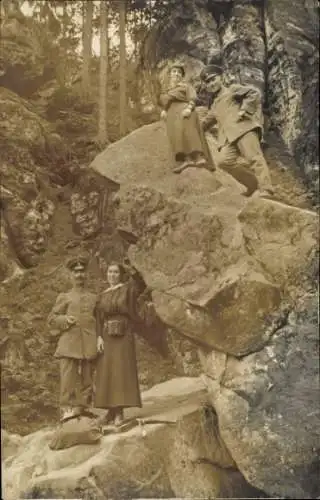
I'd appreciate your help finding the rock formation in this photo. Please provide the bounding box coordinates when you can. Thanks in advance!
[143,0,319,193]
[3,289,319,499]
[3,377,266,500]
[0,87,59,279]
[1,0,319,499]
[0,7,55,96]
[91,121,317,353]
[200,292,319,499]
[89,118,319,498]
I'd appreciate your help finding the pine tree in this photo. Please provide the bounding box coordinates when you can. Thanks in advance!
[98,0,110,146]
[119,0,127,137]
[82,0,93,99]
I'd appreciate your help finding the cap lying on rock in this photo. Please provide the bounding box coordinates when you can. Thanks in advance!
[65,255,89,271]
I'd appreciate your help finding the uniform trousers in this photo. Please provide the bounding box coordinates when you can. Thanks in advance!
[218,131,273,195]
[59,357,95,409]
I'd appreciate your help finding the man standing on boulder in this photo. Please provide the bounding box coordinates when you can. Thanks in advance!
[47,255,97,422]
[201,64,274,198]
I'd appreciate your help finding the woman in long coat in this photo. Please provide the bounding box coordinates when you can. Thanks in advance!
[94,262,146,426]
[159,63,214,173]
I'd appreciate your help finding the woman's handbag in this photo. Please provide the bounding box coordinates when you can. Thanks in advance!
[106,318,127,337]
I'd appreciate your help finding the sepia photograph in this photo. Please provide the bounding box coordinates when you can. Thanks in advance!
[0,0,319,499]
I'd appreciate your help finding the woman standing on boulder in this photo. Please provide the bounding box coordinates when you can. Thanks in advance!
[159,63,214,173]
[93,261,150,427]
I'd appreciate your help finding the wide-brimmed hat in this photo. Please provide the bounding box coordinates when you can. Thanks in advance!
[169,62,185,77]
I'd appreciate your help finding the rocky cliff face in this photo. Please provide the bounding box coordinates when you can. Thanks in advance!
[143,0,319,194]
[1,1,319,499]
[0,13,54,97]
[265,0,319,192]
[200,292,319,499]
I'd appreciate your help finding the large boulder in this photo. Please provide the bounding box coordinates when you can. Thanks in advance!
[0,13,54,97]
[0,87,66,165]
[238,196,318,289]
[200,292,320,499]
[90,121,318,356]
[2,377,264,500]
[89,118,318,498]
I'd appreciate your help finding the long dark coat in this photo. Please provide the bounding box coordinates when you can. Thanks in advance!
[160,82,214,167]
[94,281,143,409]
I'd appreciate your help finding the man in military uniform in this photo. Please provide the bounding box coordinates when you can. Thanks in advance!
[47,255,97,421]
[200,64,274,197]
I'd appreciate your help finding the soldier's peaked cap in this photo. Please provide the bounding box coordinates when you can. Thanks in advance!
[200,64,222,81]
[66,255,89,271]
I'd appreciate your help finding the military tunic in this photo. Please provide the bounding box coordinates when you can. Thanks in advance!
[47,288,97,409]
[94,280,143,409]
[202,84,273,194]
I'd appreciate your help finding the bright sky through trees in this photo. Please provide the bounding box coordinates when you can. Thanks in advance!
[20,0,133,56]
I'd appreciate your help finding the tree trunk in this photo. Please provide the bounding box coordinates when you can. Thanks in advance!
[1,0,9,17]
[62,1,68,39]
[82,0,93,99]
[132,9,137,60]
[98,0,109,146]
[119,0,127,137]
